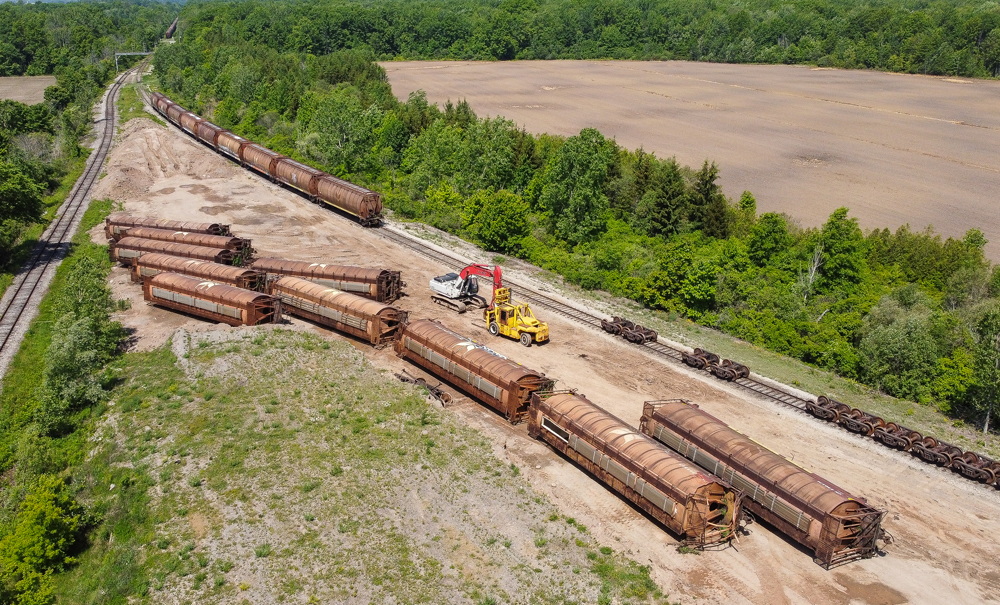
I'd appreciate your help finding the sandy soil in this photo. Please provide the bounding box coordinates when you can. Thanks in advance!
[90,116,1000,605]
[0,75,56,104]
[382,60,1000,261]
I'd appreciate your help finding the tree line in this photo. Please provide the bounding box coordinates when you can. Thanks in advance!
[153,3,1000,432]
[177,0,1000,77]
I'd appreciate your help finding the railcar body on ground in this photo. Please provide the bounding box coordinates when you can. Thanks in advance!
[118,227,251,256]
[394,319,552,423]
[639,399,886,568]
[110,237,234,266]
[251,257,402,303]
[143,273,280,326]
[105,213,231,240]
[529,391,741,547]
[132,253,266,290]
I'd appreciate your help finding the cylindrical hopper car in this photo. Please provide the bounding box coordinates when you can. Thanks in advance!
[639,400,887,568]
[132,253,266,291]
[143,273,280,327]
[529,391,741,548]
[105,213,231,239]
[150,92,383,226]
[118,227,252,259]
[110,237,234,266]
[165,17,178,39]
[394,319,552,423]
[251,257,403,303]
[269,276,406,346]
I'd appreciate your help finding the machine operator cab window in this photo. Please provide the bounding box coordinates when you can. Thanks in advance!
[500,309,508,323]
[467,276,479,294]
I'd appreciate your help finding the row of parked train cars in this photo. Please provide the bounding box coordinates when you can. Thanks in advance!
[148,92,383,226]
[105,212,888,569]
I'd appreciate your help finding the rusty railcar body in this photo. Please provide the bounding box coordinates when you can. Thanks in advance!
[269,276,406,346]
[166,103,184,124]
[216,130,250,161]
[111,237,234,266]
[132,253,266,291]
[394,319,552,423]
[143,273,279,326]
[150,92,169,114]
[105,213,231,239]
[274,158,323,196]
[639,400,886,568]
[316,175,382,226]
[241,143,284,178]
[195,120,224,147]
[117,226,252,258]
[529,392,741,547]
[251,257,402,303]
[178,111,202,135]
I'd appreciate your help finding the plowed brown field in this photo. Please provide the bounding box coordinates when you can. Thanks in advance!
[0,75,55,104]
[383,60,1000,260]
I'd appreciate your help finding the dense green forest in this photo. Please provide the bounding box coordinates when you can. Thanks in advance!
[155,1,1000,431]
[0,1,175,275]
[171,0,1000,76]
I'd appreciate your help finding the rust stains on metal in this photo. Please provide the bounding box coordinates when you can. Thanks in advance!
[269,276,407,346]
[143,272,280,326]
[251,257,403,303]
[118,226,252,258]
[132,253,266,291]
[640,399,886,568]
[315,175,382,225]
[105,213,231,240]
[394,319,552,423]
[242,143,284,178]
[274,158,324,197]
[110,237,235,266]
[529,391,741,547]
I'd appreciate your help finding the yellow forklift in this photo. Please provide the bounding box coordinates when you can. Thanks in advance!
[484,287,549,346]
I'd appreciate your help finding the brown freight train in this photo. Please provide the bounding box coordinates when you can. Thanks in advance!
[529,391,741,548]
[105,213,231,240]
[639,400,887,568]
[110,237,235,266]
[131,253,266,291]
[151,91,382,226]
[251,257,403,303]
[269,276,406,346]
[394,319,552,423]
[143,273,280,326]
[117,227,253,260]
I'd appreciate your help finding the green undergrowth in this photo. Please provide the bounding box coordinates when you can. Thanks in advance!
[118,83,164,127]
[0,152,90,300]
[53,329,673,604]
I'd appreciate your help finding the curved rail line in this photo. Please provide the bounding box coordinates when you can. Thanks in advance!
[0,65,141,378]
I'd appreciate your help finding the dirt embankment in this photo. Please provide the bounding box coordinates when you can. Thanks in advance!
[91,115,1000,604]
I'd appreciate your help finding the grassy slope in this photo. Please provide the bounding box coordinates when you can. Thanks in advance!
[54,330,671,604]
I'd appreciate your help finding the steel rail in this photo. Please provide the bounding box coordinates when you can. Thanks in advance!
[0,66,140,375]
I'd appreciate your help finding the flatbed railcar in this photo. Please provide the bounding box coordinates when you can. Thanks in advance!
[131,253,266,291]
[150,92,383,226]
[251,257,403,303]
[394,319,552,423]
[529,391,741,548]
[143,273,280,327]
[269,276,406,346]
[639,399,887,568]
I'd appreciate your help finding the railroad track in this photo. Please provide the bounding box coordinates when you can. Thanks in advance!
[0,65,140,379]
[378,227,816,413]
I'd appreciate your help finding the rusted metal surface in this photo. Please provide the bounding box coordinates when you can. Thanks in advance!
[269,276,406,346]
[118,227,252,260]
[530,391,741,547]
[178,111,202,135]
[394,319,552,423]
[872,423,922,451]
[195,120,224,147]
[151,92,171,115]
[251,257,403,303]
[241,143,284,178]
[600,316,657,344]
[166,103,184,124]
[131,253,266,291]
[316,175,382,225]
[274,158,323,196]
[110,237,235,266]
[216,130,249,161]
[640,399,886,568]
[105,213,231,239]
[395,369,453,405]
[143,272,280,326]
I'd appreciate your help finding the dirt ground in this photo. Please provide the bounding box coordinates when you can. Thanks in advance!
[0,75,56,104]
[382,60,1000,261]
[89,114,1000,605]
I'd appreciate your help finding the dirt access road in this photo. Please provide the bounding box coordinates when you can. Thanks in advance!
[0,75,56,104]
[91,113,1000,604]
[383,60,1000,261]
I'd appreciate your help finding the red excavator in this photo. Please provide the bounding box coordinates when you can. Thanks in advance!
[429,264,502,313]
